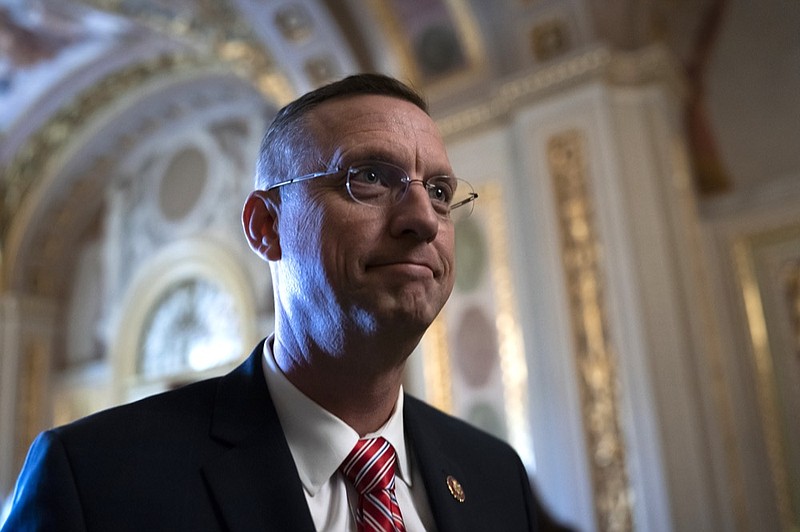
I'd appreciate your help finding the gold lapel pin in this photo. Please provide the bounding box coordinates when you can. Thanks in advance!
[446,475,465,503]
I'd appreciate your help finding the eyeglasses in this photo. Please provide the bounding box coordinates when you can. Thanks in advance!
[265,160,478,222]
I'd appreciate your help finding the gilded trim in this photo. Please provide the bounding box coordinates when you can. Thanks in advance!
[0,53,218,285]
[1,0,298,283]
[437,45,684,139]
[547,129,633,531]
[733,234,797,531]
[82,0,294,102]
[421,316,453,414]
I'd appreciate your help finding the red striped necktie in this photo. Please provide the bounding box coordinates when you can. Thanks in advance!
[341,437,406,532]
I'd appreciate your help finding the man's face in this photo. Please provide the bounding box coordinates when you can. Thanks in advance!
[273,94,456,340]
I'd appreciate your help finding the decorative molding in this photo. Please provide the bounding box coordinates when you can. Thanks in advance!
[108,237,259,403]
[365,0,487,93]
[547,129,633,532]
[421,317,453,414]
[1,53,214,288]
[670,140,751,530]
[422,182,532,465]
[530,17,571,62]
[437,45,685,139]
[1,0,300,286]
[482,184,531,463]
[83,0,294,102]
[733,228,800,531]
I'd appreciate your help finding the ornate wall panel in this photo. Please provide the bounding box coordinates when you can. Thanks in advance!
[365,0,486,92]
[1,0,296,291]
[734,224,800,531]
[1,53,227,290]
[422,182,533,468]
[83,0,294,100]
[547,129,632,532]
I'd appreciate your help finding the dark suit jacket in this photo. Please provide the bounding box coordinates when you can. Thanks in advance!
[3,342,568,531]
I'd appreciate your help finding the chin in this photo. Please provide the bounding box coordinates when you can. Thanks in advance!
[388,301,441,331]
[351,285,447,331]
[354,303,436,335]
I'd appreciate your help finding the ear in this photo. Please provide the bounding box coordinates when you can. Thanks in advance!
[242,190,281,261]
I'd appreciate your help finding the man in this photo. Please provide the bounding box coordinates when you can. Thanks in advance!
[3,74,568,531]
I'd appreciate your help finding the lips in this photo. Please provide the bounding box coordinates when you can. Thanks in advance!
[366,256,441,277]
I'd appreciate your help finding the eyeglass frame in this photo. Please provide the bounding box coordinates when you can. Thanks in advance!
[263,160,478,220]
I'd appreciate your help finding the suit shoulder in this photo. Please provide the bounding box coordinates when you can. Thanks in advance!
[54,376,221,443]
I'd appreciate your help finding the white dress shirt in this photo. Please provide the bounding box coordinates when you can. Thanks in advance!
[262,336,436,531]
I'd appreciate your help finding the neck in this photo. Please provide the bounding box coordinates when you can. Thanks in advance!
[271,328,413,436]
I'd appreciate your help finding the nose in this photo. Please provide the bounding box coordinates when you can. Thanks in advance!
[388,180,440,242]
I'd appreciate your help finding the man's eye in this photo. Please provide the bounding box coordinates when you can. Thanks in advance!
[363,169,381,184]
[428,180,454,204]
[351,166,390,186]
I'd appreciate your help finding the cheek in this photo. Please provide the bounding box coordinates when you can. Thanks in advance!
[319,212,369,274]
[438,229,456,269]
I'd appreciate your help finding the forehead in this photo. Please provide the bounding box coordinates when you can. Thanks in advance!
[304,94,449,168]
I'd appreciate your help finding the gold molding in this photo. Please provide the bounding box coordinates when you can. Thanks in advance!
[83,0,294,102]
[733,231,799,531]
[437,47,608,137]
[547,129,633,531]
[1,0,299,287]
[421,316,453,414]
[437,44,685,139]
[1,53,216,287]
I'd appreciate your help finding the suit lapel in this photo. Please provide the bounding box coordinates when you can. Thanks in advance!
[201,343,316,532]
[404,397,471,531]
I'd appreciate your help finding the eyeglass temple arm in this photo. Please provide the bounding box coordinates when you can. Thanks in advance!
[265,167,342,191]
[450,192,479,211]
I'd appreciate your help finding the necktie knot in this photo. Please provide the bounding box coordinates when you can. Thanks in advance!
[341,437,397,494]
[341,437,406,532]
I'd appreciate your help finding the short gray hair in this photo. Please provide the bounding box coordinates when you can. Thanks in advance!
[254,73,429,190]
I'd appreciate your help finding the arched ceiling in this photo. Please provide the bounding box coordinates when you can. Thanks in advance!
[1,0,799,297]
[0,0,677,151]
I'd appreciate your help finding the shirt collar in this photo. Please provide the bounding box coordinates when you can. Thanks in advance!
[261,335,411,496]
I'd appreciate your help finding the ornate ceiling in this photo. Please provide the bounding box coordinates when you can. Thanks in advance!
[1,0,798,298]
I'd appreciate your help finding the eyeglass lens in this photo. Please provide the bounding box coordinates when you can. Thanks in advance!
[345,161,475,220]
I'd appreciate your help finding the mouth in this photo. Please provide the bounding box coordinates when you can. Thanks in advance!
[366,259,438,278]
